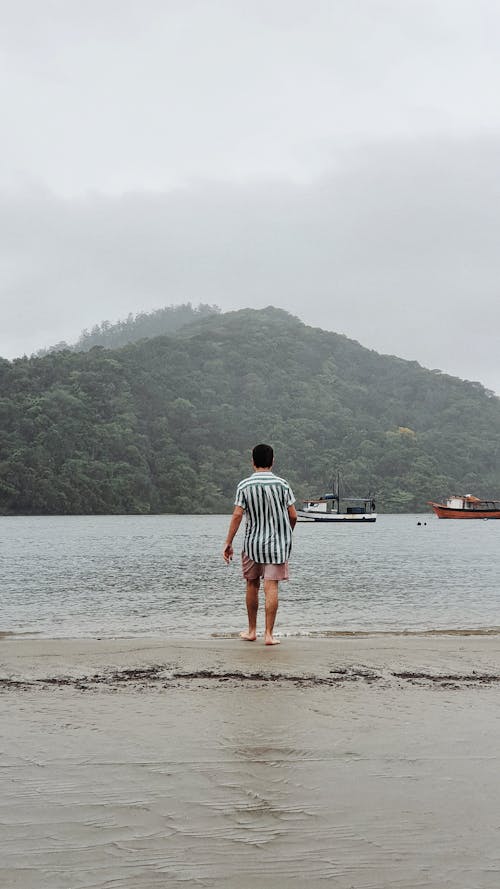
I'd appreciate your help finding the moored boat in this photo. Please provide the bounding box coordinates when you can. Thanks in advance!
[428,494,500,519]
[297,473,376,523]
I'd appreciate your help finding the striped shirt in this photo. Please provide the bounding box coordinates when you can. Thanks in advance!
[235,471,295,564]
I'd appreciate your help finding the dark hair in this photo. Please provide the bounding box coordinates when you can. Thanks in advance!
[252,443,274,468]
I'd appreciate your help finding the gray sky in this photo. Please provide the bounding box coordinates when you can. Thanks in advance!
[1,0,499,392]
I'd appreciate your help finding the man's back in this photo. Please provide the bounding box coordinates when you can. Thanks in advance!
[235,471,295,564]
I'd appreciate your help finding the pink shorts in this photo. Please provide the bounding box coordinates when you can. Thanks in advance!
[241,553,289,581]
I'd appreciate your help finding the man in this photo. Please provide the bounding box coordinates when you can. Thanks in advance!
[223,443,297,645]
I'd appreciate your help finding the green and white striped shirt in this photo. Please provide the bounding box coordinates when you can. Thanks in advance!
[235,471,295,564]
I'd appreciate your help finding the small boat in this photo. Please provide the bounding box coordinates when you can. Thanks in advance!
[428,494,500,519]
[297,473,376,523]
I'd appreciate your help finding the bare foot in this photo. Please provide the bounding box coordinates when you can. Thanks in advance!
[264,635,281,646]
[239,631,257,642]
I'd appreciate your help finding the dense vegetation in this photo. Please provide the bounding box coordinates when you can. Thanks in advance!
[2,307,499,514]
[36,302,219,354]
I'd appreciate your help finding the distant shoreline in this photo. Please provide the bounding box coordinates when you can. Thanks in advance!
[0,511,436,517]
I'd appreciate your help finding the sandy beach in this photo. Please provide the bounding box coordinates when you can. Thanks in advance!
[1,634,500,889]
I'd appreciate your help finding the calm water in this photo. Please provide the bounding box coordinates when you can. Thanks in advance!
[1,514,499,638]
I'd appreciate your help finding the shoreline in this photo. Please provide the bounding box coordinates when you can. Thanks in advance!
[2,633,500,689]
[3,625,500,641]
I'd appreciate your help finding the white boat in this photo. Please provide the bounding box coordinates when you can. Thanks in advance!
[297,473,377,523]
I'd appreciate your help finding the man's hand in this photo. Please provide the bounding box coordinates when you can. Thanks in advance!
[223,506,244,563]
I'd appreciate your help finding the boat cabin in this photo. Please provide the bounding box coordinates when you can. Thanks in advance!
[301,494,374,516]
[446,495,500,510]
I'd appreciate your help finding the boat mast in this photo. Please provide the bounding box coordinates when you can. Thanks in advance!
[337,469,340,514]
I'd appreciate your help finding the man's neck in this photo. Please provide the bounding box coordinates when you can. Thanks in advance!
[253,467,273,473]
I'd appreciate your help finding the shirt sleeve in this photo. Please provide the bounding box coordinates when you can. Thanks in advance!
[234,484,246,509]
[286,485,296,506]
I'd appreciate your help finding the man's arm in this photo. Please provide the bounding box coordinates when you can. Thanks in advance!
[288,504,297,530]
[223,506,244,562]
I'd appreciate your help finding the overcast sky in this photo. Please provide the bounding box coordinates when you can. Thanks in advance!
[1,0,499,392]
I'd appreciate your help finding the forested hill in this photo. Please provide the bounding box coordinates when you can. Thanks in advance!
[36,302,219,355]
[1,307,499,514]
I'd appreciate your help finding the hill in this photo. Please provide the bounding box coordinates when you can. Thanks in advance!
[1,307,499,514]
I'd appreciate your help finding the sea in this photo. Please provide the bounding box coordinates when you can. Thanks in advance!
[1,514,499,639]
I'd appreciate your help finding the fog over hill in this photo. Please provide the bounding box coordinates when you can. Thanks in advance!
[37,303,220,355]
[2,3,500,394]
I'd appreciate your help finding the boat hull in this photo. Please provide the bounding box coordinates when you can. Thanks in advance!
[429,503,500,519]
[297,511,377,523]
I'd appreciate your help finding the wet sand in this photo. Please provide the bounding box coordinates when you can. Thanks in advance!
[1,635,500,888]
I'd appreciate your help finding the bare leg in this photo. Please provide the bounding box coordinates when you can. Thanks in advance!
[240,579,259,641]
[264,579,280,645]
